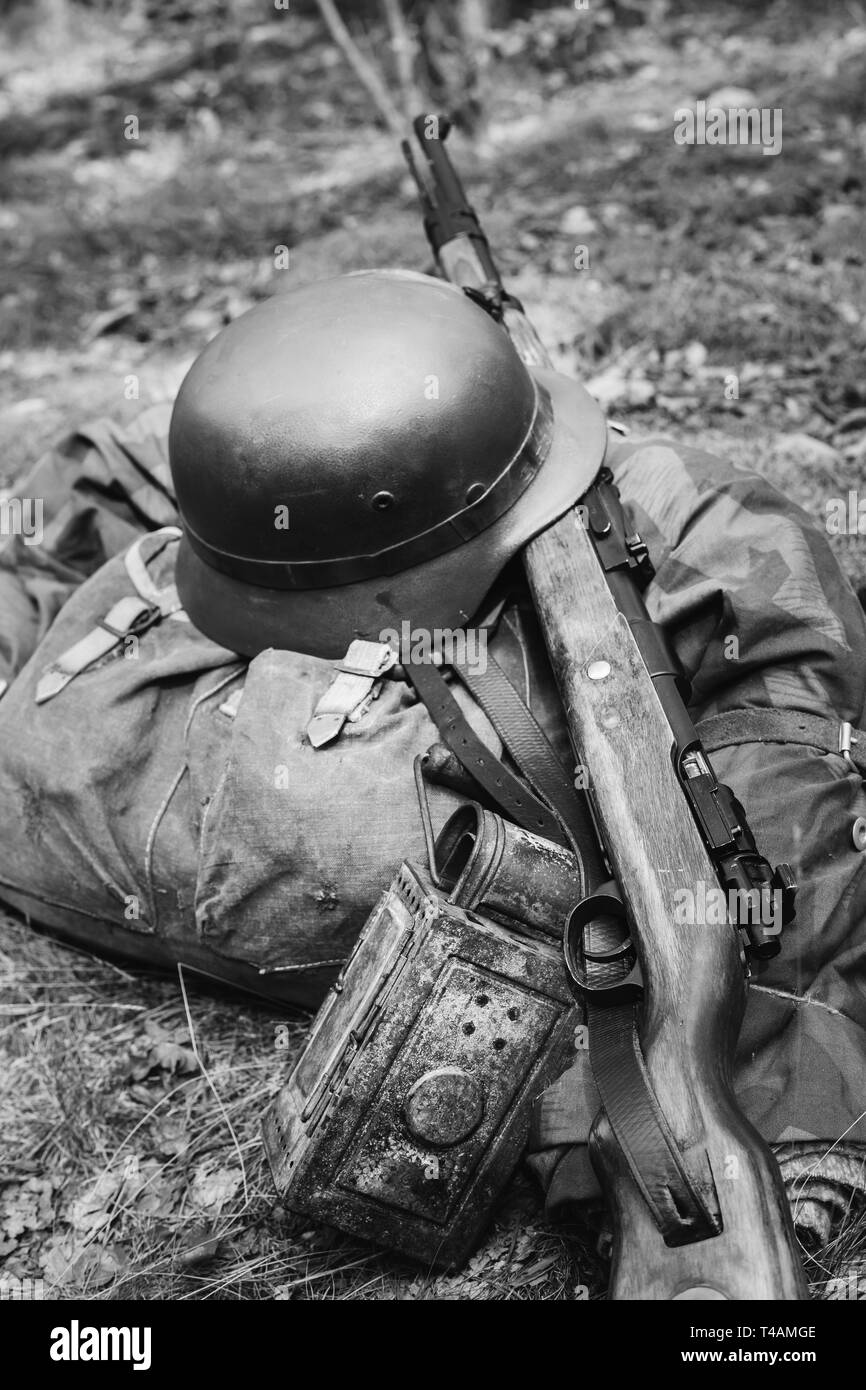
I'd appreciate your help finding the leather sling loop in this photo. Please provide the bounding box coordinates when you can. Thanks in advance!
[408,642,722,1244]
[584,993,721,1244]
[697,708,866,778]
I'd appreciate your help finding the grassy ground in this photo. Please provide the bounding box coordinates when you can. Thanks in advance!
[1,0,865,1299]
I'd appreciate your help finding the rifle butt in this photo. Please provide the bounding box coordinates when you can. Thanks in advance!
[592,1104,807,1300]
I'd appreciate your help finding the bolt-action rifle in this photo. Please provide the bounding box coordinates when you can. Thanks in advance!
[403,114,808,1300]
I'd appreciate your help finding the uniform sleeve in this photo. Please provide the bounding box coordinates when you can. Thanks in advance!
[0,403,177,684]
[606,434,866,729]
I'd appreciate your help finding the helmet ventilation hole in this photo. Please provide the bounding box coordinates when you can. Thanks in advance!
[371,490,395,511]
[465,483,485,505]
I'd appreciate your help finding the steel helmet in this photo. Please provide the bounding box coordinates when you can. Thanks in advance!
[168,269,606,659]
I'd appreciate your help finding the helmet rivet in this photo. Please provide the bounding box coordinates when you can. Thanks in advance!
[853,816,866,852]
[371,490,395,511]
[466,482,486,506]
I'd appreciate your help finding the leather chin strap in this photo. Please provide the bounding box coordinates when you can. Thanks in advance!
[450,653,602,870]
[405,641,722,1247]
[404,655,569,848]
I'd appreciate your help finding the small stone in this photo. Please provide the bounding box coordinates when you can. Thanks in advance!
[822,203,859,231]
[631,111,668,133]
[626,376,656,407]
[705,86,760,110]
[683,341,708,371]
[559,205,598,237]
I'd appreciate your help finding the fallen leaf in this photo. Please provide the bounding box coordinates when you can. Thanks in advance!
[189,1164,243,1211]
[41,1238,127,1289]
[151,1115,192,1158]
[149,1038,199,1074]
[173,1222,223,1270]
[68,1171,122,1234]
[1,1178,55,1242]
[125,1022,199,1080]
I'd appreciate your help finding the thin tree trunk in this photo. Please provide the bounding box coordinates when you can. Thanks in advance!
[456,0,492,132]
[313,0,404,136]
[381,0,426,120]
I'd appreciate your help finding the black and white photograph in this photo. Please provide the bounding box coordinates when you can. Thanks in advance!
[1,0,865,1341]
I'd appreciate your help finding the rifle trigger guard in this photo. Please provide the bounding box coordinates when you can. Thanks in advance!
[563,880,644,1006]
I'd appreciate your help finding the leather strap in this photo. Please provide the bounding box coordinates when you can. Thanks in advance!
[452,651,601,866]
[35,596,161,704]
[586,996,721,1245]
[697,707,866,776]
[404,656,569,847]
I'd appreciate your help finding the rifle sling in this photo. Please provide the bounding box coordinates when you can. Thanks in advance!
[586,995,722,1245]
[451,652,602,868]
[404,656,569,847]
[407,648,722,1246]
[697,707,866,777]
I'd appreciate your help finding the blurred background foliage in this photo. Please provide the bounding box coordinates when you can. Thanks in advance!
[0,0,863,546]
[0,0,861,492]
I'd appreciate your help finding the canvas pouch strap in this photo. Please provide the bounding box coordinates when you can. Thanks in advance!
[34,530,183,705]
[35,596,162,704]
[306,639,396,749]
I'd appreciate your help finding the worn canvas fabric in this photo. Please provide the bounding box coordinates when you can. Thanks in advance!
[0,406,532,1008]
[1,406,865,1174]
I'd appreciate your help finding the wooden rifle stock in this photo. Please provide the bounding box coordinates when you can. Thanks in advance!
[405,121,809,1298]
[523,523,807,1300]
